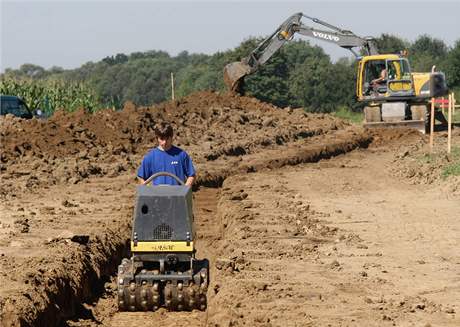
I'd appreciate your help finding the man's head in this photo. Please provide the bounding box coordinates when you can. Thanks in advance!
[155,122,174,151]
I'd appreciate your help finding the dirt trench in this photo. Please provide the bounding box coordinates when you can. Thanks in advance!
[39,136,460,327]
[0,136,373,326]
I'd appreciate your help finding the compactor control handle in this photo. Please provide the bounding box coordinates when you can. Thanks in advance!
[143,172,185,186]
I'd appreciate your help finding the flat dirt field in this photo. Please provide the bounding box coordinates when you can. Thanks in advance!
[1,91,459,326]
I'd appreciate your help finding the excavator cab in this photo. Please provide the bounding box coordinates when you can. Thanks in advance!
[357,54,414,100]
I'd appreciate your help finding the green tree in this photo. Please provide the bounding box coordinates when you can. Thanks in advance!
[244,46,290,107]
[3,64,48,79]
[374,34,408,54]
[409,35,448,72]
[410,35,448,58]
[176,64,220,98]
[102,53,129,65]
[444,40,460,89]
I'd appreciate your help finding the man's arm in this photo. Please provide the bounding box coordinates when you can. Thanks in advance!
[137,177,146,185]
[185,176,195,187]
[182,150,196,187]
[372,69,387,84]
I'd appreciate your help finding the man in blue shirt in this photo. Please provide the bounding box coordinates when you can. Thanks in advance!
[137,122,196,186]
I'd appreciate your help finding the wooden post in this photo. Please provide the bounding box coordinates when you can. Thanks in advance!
[454,93,456,115]
[448,93,452,154]
[430,97,435,152]
[171,72,175,101]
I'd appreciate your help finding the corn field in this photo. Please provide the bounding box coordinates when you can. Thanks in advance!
[0,78,102,114]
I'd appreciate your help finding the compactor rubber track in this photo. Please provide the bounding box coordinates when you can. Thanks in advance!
[117,258,208,311]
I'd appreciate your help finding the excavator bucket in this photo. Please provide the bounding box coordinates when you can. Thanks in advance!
[223,61,252,92]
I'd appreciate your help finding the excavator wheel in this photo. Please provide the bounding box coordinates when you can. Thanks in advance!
[364,106,381,123]
[410,105,427,121]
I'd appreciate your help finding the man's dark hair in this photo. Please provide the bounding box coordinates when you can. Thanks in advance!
[154,122,174,139]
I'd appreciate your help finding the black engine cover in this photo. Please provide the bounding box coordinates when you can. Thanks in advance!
[133,185,194,242]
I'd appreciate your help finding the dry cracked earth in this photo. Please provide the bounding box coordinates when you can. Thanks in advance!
[1,91,459,327]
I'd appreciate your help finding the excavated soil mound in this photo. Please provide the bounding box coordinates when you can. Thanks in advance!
[390,128,460,193]
[0,91,353,198]
[0,91,339,162]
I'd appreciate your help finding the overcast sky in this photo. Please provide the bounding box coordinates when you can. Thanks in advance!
[1,0,459,71]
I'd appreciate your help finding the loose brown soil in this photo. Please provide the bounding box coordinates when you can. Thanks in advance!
[1,91,458,326]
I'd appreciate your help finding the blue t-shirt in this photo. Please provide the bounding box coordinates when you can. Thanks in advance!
[137,146,196,185]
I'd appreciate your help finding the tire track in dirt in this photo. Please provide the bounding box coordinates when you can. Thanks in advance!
[206,174,340,326]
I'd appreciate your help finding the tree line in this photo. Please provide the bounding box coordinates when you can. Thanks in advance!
[2,33,459,113]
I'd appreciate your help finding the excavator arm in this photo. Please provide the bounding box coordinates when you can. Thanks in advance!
[223,12,379,92]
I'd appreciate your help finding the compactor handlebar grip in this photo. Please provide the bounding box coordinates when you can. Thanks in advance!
[143,172,185,186]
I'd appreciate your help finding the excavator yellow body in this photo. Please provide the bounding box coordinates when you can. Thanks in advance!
[356,54,447,132]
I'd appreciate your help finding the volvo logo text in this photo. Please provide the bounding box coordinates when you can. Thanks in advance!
[312,31,340,42]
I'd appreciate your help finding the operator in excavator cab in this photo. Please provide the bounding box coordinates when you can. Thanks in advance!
[369,63,388,96]
[371,66,387,86]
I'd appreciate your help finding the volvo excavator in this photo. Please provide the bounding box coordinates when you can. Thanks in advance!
[224,13,448,133]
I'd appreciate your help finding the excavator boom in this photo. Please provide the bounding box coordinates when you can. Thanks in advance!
[223,12,378,92]
[223,13,303,91]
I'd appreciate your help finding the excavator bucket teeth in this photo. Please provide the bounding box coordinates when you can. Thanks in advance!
[223,61,252,92]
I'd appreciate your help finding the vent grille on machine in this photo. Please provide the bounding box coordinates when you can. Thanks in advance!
[153,223,173,240]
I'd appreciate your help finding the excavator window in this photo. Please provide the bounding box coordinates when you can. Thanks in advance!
[386,59,411,81]
[362,60,387,95]
[388,62,397,80]
[386,58,413,93]
[364,60,386,84]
